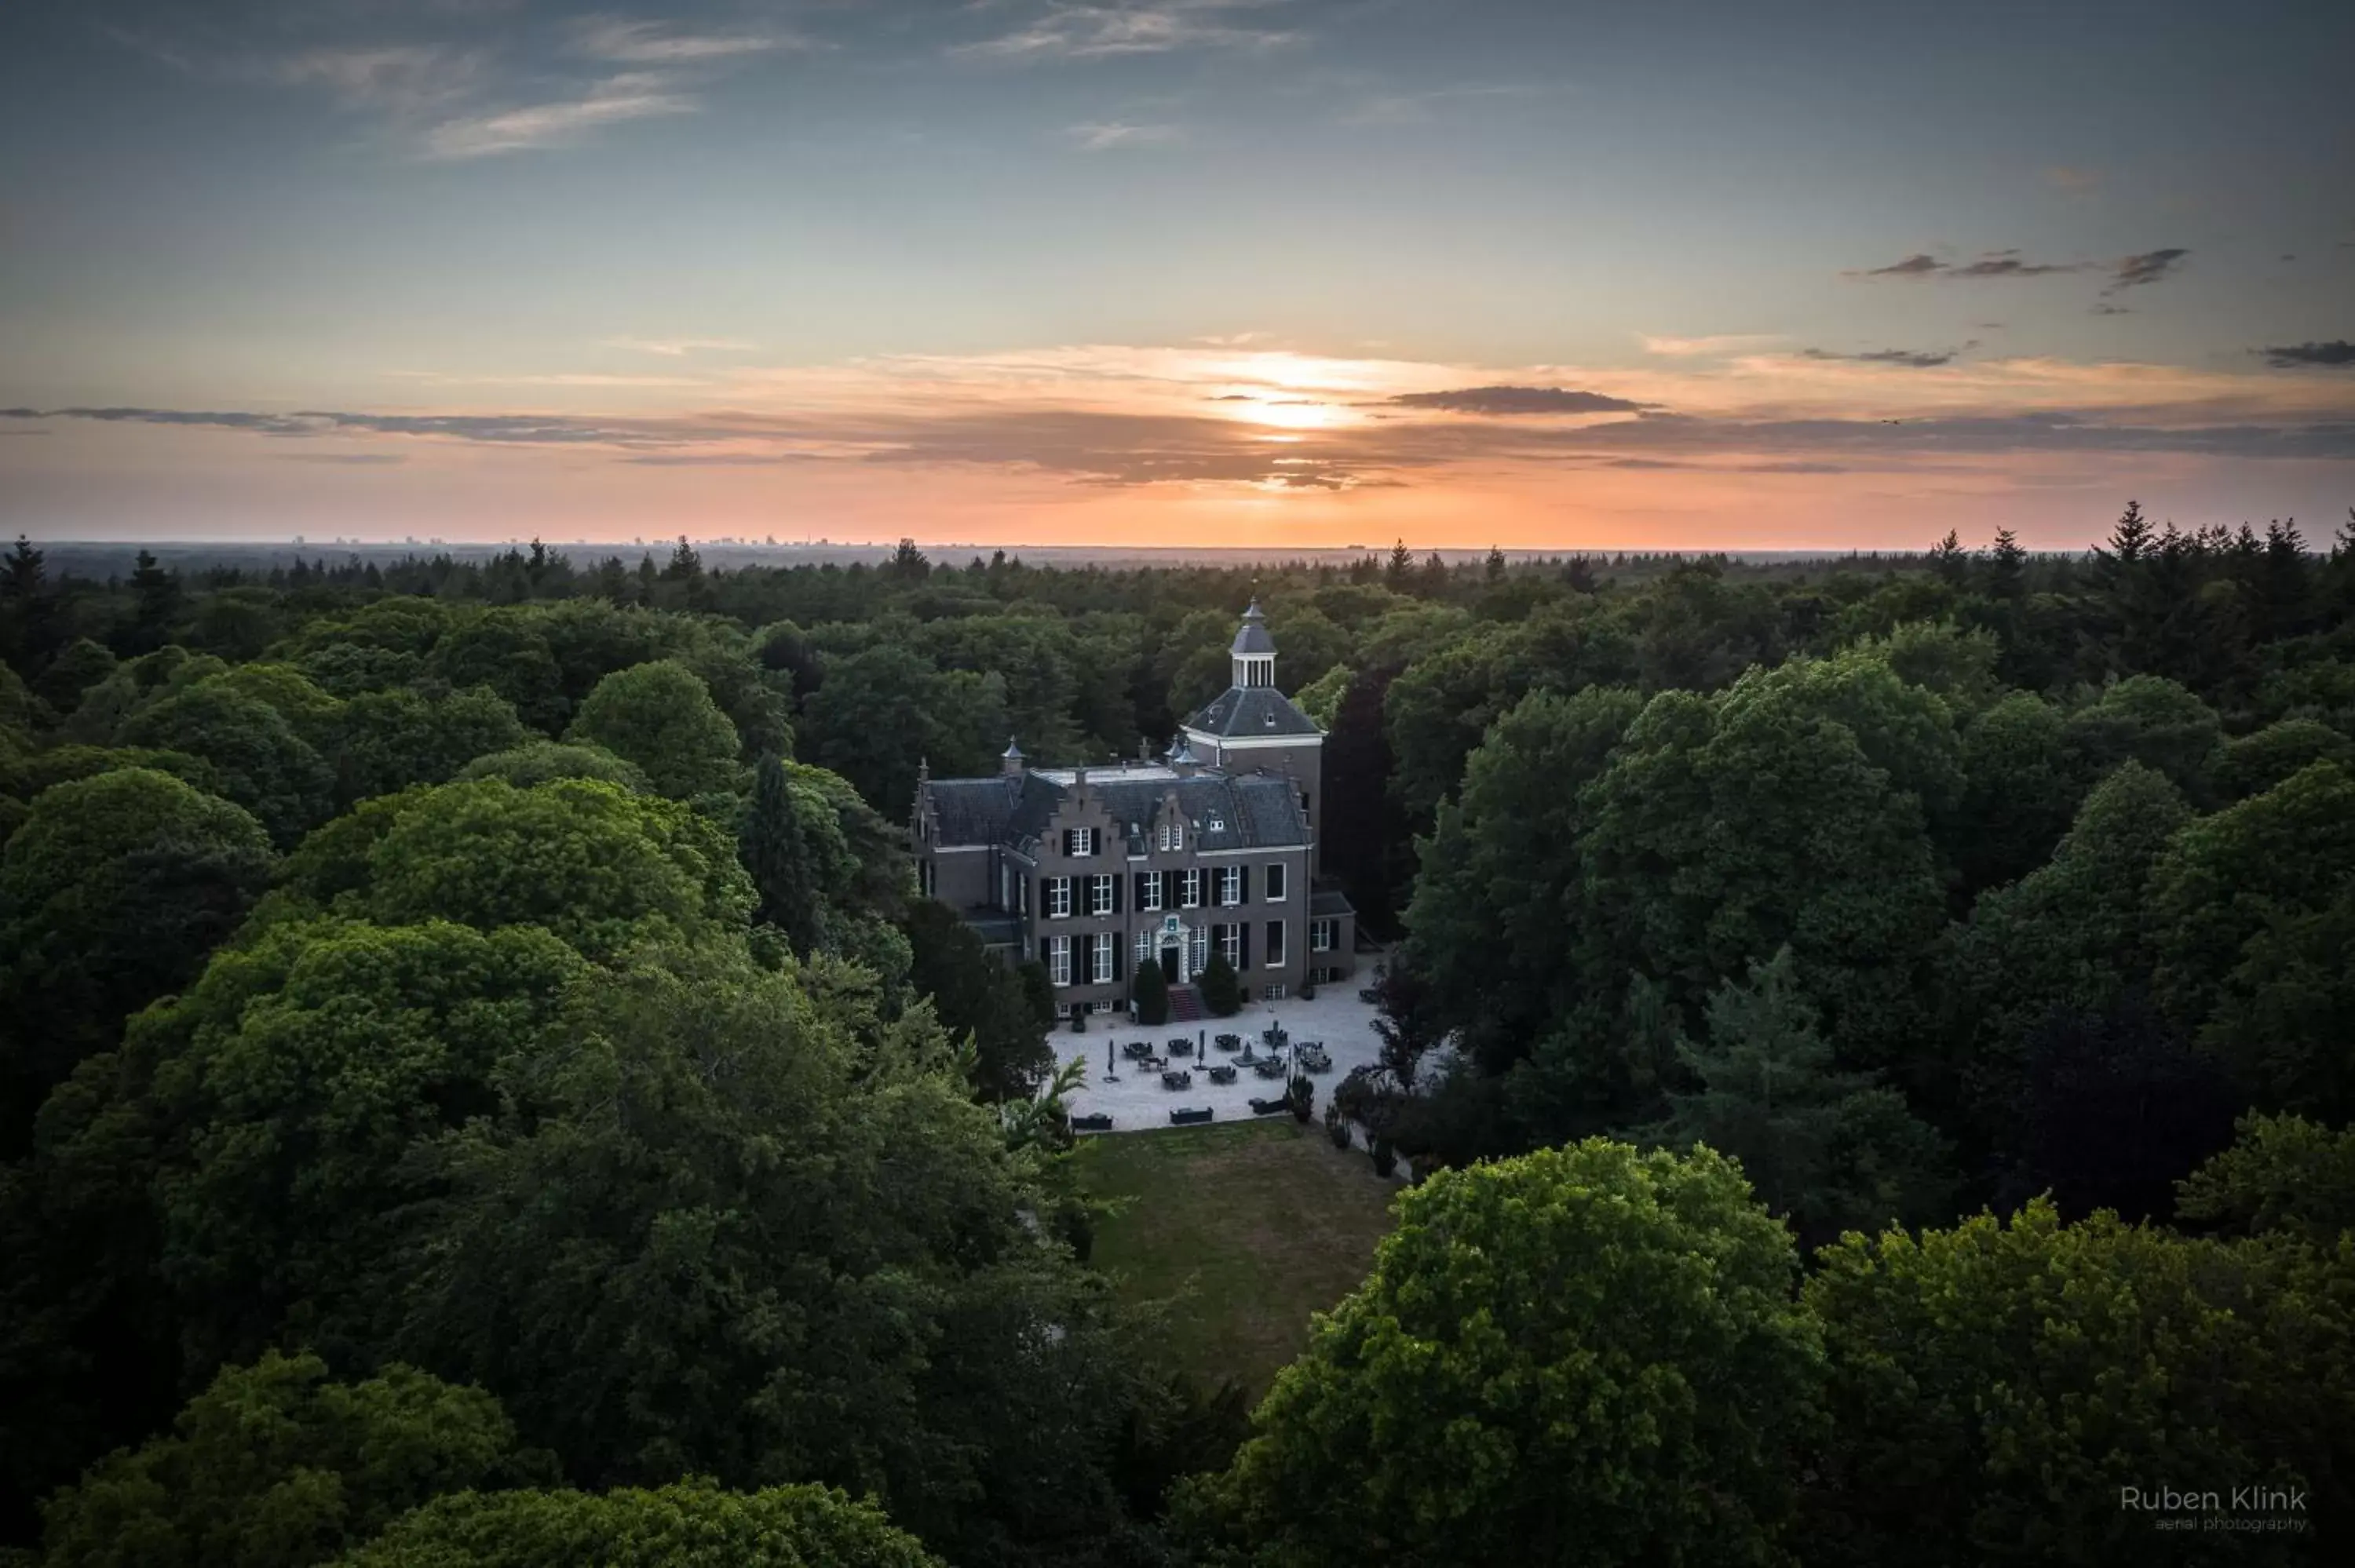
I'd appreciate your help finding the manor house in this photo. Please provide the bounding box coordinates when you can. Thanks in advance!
[909,601,1358,1019]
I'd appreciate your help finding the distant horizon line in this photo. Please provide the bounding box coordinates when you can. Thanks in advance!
[13,538,2072,562]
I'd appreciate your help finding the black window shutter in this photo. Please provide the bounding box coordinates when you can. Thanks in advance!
[1114,938,1125,981]
[1240,921,1251,968]
[1113,875,1123,913]
[1239,865,1251,904]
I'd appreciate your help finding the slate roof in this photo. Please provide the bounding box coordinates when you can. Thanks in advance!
[1309,884,1356,917]
[1183,684,1321,738]
[922,766,1310,852]
[960,911,1024,947]
[1230,600,1277,655]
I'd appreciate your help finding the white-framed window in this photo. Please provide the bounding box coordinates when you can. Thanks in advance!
[1218,866,1243,906]
[1261,983,1287,1002]
[1091,935,1115,984]
[1189,924,1209,974]
[1046,935,1072,986]
[1311,918,1336,953]
[1159,821,1183,852]
[1089,873,1115,916]
[1064,827,1099,858]
[1181,869,1203,909]
[1265,920,1286,967]
[1046,877,1072,919]
[1207,812,1225,833]
[1088,998,1116,1014]
[1140,870,1163,912]
[1265,862,1287,901]
[1135,928,1155,966]
[1218,924,1241,966]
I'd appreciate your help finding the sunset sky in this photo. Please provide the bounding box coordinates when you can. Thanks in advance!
[3,0,2351,550]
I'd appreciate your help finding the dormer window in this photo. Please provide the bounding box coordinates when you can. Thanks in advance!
[1063,827,1098,858]
[1207,813,1225,833]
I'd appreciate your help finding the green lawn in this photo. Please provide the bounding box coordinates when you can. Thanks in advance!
[1078,1118,1400,1396]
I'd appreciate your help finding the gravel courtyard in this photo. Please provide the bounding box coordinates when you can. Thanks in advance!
[1056,982,1389,1132]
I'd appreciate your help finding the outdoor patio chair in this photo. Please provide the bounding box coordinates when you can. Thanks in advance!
[1207,1064,1238,1085]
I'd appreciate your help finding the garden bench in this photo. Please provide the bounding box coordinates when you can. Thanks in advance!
[1170,1107,1214,1126]
[1070,1114,1113,1132]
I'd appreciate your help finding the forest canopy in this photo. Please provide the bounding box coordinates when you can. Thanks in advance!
[4,512,2353,1566]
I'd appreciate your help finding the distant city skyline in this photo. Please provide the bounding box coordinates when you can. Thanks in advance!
[3,0,2351,549]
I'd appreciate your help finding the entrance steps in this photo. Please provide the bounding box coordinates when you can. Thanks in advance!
[1166,985,1205,1023]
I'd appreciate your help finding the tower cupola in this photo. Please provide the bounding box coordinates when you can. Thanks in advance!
[1229,598,1277,690]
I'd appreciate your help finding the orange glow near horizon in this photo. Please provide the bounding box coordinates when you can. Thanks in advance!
[6,341,2350,552]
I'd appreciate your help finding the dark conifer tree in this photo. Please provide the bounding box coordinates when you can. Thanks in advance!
[1981,528,2026,601]
[1927,530,1970,586]
[743,753,821,954]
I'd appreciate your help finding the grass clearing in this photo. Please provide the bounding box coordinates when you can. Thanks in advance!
[1079,1117,1400,1396]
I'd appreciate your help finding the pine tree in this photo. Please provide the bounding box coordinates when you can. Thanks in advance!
[1643,948,1944,1244]
[2101,499,2153,567]
[887,538,931,582]
[1484,545,1507,583]
[125,548,182,654]
[1981,528,2026,601]
[742,753,821,954]
[2,534,42,602]
[1385,539,1413,589]
[1926,529,1969,586]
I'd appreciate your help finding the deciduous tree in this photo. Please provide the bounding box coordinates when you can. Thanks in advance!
[1181,1140,1824,1568]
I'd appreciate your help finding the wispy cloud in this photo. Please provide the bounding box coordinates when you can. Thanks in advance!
[423,73,696,158]
[15,337,2352,494]
[1386,386,1652,415]
[1953,251,2088,278]
[1064,120,1185,150]
[572,16,805,64]
[385,370,709,387]
[1853,252,1947,278]
[2102,247,2189,294]
[1641,334,1787,357]
[108,13,777,160]
[2259,340,2355,369]
[1800,344,1977,368]
[955,2,1301,63]
[2045,165,2101,191]
[1847,246,2189,294]
[273,45,484,115]
[603,336,759,357]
